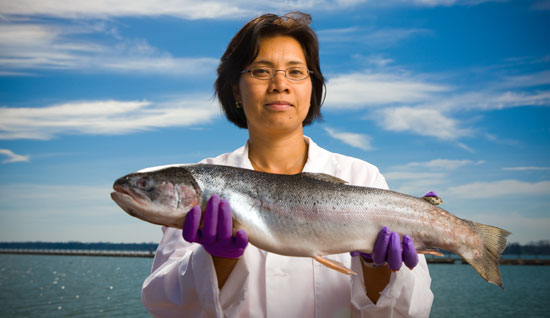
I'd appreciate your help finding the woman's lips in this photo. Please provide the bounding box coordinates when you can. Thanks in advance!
[265,101,293,110]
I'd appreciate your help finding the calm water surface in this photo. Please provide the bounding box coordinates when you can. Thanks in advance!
[0,254,151,317]
[1,254,549,317]
[429,264,550,317]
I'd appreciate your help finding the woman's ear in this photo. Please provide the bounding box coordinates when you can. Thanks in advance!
[232,84,241,104]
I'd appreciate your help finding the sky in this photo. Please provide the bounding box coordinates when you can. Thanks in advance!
[0,0,548,244]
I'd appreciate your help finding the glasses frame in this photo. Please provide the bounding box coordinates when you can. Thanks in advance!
[241,66,313,81]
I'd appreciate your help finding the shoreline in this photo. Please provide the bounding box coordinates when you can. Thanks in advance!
[0,249,154,258]
[2,249,550,265]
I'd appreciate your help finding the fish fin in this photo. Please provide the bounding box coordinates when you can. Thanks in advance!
[422,191,443,205]
[417,249,445,256]
[302,173,348,184]
[423,196,443,205]
[313,255,357,275]
[423,191,438,197]
[461,220,511,289]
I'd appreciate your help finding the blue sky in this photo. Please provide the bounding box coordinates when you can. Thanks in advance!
[0,0,548,244]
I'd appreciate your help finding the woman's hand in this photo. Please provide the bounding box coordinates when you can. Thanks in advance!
[352,226,418,271]
[182,194,248,259]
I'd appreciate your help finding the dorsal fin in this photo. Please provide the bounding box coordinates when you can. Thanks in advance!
[422,191,443,205]
[301,172,348,184]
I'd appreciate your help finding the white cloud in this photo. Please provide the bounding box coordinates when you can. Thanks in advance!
[322,67,549,113]
[408,0,505,6]
[334,0,368,5]
[98,56,219,75]
[321,67,549,144]
[367,87,547,142]
[0,22,219,74]
[0,23,106,70]
[385,159,485,195]
[323,127,373,151]
[448,179,550,199]
[411,0,457,5]
[489,91,550,109]
[0,184,111,207]
[0,183,164,242]
[0,1,251,20]
[0,97,221,140]
[318,26,431,48]
[455,142,474,153]
[425,90,550,112]
[324,72,449,109]
[0,0,501,21]
[501,70,550,88]
[503,166,550,171]
[366,55,394,67]
[383,171,446,196]
[0,149,30,163]
[404,158,485,170]
[355,55,394,68]
[375,106,472,140]
[383,171,446,181]
[465,213,550,244]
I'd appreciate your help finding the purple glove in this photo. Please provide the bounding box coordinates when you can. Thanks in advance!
[182,194,248,259]
[351,227,418,271]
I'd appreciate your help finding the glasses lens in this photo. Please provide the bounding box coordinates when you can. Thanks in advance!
[286,67,308,80]
[248,67,310,80]
[250,67,272,79]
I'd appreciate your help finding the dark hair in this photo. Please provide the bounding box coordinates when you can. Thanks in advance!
[215,12,325,129]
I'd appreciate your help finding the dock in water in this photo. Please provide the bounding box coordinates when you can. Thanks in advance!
[0,249,154,258]
[1,249,549,265]
[424,256,550,265]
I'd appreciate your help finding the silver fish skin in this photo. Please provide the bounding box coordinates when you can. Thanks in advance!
[110,164,511,288]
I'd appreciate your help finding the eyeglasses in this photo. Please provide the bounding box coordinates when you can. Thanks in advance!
[241,66,313,81]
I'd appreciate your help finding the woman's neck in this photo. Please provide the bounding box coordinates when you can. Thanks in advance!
[247,129,308,175]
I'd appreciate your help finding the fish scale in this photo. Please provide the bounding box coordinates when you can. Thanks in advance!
[111,163,511,288]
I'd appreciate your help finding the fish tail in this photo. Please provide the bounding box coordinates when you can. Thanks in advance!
[462,220,511,288]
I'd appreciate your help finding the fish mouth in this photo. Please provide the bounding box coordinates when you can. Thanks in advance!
[111,184,150,216]
[112,184,138,201]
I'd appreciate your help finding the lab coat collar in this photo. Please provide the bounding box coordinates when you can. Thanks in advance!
[234,136,340,175]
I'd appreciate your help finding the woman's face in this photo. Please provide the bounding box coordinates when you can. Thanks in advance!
[235,35,312,136]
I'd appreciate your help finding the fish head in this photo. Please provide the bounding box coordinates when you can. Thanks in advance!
[110,167,202,228]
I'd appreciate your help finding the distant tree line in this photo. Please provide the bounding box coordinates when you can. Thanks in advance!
[503,240,550,255]
[1,240,549,255]
[0,241,158,251]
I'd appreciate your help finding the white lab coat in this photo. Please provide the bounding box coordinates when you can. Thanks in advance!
[141,137,433,318]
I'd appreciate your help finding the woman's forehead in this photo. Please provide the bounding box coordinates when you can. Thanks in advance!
[252,36,307,65]
[251,59,306,67]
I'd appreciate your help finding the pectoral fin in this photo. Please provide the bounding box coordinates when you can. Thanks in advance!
[417,249,445,256]
[313,255,357,275]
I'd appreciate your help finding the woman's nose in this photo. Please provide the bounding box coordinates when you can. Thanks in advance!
[268,71,290,93]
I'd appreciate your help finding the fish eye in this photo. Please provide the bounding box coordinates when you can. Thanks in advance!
[137,177,154,191]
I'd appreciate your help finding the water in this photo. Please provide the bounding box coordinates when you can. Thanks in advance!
[429,264,550,317]
[1,254,549,317]
[0,254,151,317]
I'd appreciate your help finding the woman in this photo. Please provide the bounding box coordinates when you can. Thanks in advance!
[142,12,433,317]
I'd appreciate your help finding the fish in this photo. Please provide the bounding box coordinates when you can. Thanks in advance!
[110,163,511,288]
